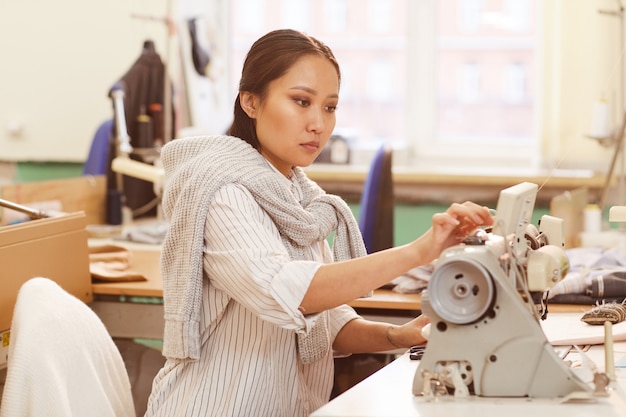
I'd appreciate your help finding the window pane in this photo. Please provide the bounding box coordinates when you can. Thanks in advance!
[228,0,538,162]
[229,0,408,150]
[436,0,536,145]
[281,0,312,33]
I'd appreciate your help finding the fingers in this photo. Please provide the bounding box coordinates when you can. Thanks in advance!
[406,315,430,345]
[431,212,460,229]
[446,201,493,226]
[415,314,430,327]
[404,314,430,331]
[429,202,494,249]
[446,202,493,236]
[424,202,494,260]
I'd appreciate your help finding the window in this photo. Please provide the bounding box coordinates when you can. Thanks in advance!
[367,60,394,101]
[459,62,482,104]
[504,62,527,104]
[326,0,348,33]
[238,0,265,34]
[368,0,393,33]
[281,0,312,33]
[459,0,483,32]
[228,0,538,167]
[415,0,537,165]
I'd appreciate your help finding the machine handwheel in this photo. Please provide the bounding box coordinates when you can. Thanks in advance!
[428,259,496,324]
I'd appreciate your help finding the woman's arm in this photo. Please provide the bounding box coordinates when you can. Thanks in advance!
[332,315,430,354]
[299,201,493,314]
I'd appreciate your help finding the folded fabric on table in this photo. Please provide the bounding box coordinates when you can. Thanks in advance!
[88,244,147,282]
[388,263,434,293]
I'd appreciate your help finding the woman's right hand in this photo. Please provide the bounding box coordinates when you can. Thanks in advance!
[416,201,494,263]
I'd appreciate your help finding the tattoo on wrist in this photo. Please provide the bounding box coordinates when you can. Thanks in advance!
[386,326,402,349]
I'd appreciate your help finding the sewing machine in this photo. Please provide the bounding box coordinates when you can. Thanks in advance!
[413,182,606,399]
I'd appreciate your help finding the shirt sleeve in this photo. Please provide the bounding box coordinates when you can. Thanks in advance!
[203,183,324,331]
[329,304,361,339]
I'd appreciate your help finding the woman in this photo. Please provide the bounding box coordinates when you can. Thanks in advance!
[144,29,493,417]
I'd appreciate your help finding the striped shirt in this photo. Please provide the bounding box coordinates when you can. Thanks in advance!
[145,174,360,417]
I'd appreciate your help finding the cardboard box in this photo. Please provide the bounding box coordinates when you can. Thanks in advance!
[0,176,106,226]
[0,212,92,333]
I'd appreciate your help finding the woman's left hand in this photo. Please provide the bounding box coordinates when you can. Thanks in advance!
[388,314,431,348]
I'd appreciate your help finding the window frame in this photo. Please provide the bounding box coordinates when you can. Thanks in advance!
[406,0,540,169]
[207,0,612,174]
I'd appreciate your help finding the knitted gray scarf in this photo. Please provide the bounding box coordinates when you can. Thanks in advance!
[159,135,366,364]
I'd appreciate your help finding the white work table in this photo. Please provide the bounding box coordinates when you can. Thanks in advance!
[311,340,626,417]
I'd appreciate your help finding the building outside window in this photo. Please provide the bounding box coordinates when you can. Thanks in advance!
[229,0,537,166]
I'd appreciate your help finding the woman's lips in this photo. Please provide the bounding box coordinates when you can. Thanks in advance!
[301,142,320,152]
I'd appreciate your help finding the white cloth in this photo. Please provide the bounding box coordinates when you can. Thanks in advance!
[145,181,360,417]
[0,277,134,417]
[158,135,366,362]
[390,263,434,293]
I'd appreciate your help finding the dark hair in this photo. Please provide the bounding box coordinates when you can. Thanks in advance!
[227,29,341,149]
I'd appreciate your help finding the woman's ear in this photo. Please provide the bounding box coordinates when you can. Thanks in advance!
[240,92,258,119]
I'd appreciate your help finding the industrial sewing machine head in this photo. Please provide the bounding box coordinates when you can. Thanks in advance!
[413,182,596,399]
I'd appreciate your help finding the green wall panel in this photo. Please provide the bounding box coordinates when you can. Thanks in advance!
[16,162,83,182]
[349,203,550,247]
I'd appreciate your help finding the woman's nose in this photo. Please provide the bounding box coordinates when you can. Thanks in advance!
[307,109,326,133]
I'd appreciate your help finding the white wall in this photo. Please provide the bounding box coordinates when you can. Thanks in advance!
[0,1,172,162]
[540,0,623,172]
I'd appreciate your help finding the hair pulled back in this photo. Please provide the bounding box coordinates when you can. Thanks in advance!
[227,29,340,150]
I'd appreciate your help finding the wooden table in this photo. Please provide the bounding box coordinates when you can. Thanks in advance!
[91,247,162,298]
[90,246,592,339]
[91,247,421,308]
[90,247,425,339]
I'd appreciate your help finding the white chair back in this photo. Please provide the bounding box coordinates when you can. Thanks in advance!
[0,277,135,417]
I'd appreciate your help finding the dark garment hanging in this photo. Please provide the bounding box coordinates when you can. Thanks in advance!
[105,40,175,221]
[188,18,211,77]
[116,39,171,148]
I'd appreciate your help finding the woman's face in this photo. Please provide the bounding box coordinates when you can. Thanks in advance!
[241,54,339,176]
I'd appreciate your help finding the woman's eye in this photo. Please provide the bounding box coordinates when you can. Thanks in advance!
[325,105,337,113]
[294,98,310,107]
